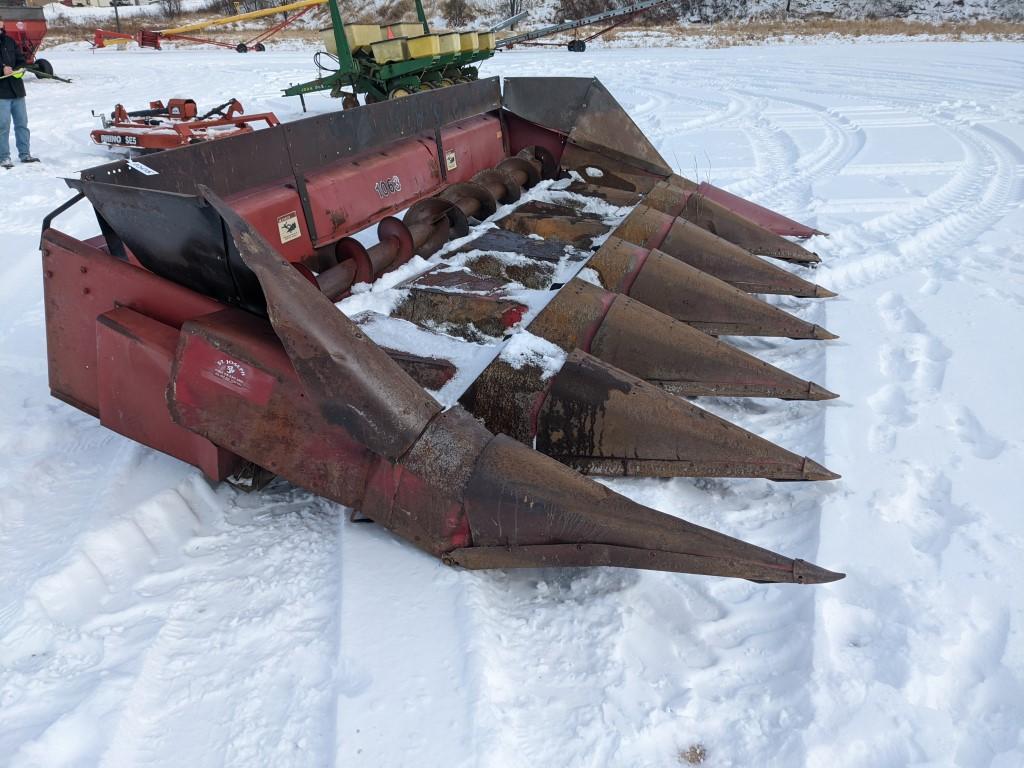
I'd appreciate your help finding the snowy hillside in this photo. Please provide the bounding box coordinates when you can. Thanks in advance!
[1,37,1023,768]
[38,0,1024,28]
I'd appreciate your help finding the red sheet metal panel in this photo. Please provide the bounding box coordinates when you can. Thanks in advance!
[503,111,567,170]
[303,134,442,246]
[96,307,241,480]
[439,114,507,185]
[169,308,374,509]
[42,230,224,417]
[225,182,316,264]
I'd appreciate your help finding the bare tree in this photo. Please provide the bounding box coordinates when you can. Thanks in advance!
[160,0,185,18]
[555,0,610,23]
[443,0,477,26]
[494,0,539,21]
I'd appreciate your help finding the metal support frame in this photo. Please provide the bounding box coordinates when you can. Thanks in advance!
[497,0,675,49]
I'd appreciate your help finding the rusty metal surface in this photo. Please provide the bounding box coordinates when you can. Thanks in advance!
[359,406,491,555]
[411,268,515,294]
[585,235,836,337]
[201,187,441,458]
[460,254,555,290]
[441,181,498,221]
[527,279,614,351]
[45,78,851,587]
[670,176,827,238]
[473,168,522,203]
[393,287,527,341]
[559,144,664,194]
[658,213,836,298]
[585,237,649,294]
[501,78,595,138]
[459,360,549,444]
[624,245,838,339]
[453,227,577,263]
[501,78,671,177]
[446,545,843,584]
[536,351,839,480]
[678,187,821,264]
[590,294,838,400]
[613,205,836,297]
[648,180,828,263]
[566,79,673,177]
[564,180,644,206]
[496,210,610,247]
[168,307,375,509]
[458,433,842,582]
[385,350,458,391]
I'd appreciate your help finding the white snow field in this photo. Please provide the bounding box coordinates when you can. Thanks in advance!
[1,40,1023,768]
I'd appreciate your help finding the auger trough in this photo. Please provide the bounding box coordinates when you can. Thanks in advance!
[42,77,843,584]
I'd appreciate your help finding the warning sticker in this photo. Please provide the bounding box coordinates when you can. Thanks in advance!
[277,211,301,244]
[445,150,458,172]
[126,160,158,176]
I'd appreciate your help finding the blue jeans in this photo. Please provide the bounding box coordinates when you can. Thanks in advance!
[0,97,30,161]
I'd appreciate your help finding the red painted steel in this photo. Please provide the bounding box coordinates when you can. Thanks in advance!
[90,110,280,152]
[503,112,567,170]
[171,309,375,499]
[96,307,241,480]
[303,135,442,246]
[42,230,225,417]
[39,76,845,583]
[170,308,475,551]
[439,115,507,185]
[226,182,316,264]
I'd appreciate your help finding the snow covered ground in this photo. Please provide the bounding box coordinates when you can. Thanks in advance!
[1,39,1022,767]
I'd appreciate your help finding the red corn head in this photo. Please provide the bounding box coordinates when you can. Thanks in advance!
[43,76,845,586]
[184,191,841,581]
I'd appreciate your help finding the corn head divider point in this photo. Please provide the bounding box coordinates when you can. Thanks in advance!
[42,77,843,585]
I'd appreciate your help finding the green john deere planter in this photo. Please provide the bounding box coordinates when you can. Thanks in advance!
[284,0,496,108]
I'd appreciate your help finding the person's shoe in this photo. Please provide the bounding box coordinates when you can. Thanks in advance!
[19,155,39,164]
[1,158,13,169]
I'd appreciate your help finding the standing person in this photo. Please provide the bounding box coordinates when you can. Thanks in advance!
[0,18,38,169]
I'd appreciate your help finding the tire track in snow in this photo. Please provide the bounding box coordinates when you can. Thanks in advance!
[801,50,1024,768]
[464,51,843,768]
[733,61,1021,292]
[0,478,342,768]
[819,90,1022,292]
[464,568,636,768]
[742,92,866,216]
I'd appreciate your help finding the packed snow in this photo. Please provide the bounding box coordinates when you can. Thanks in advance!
[1,37,1023,768]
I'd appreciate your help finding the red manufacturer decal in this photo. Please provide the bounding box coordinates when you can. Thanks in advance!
[182,339,276,407]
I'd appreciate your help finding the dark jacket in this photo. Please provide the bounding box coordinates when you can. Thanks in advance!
[0,30,27,100]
